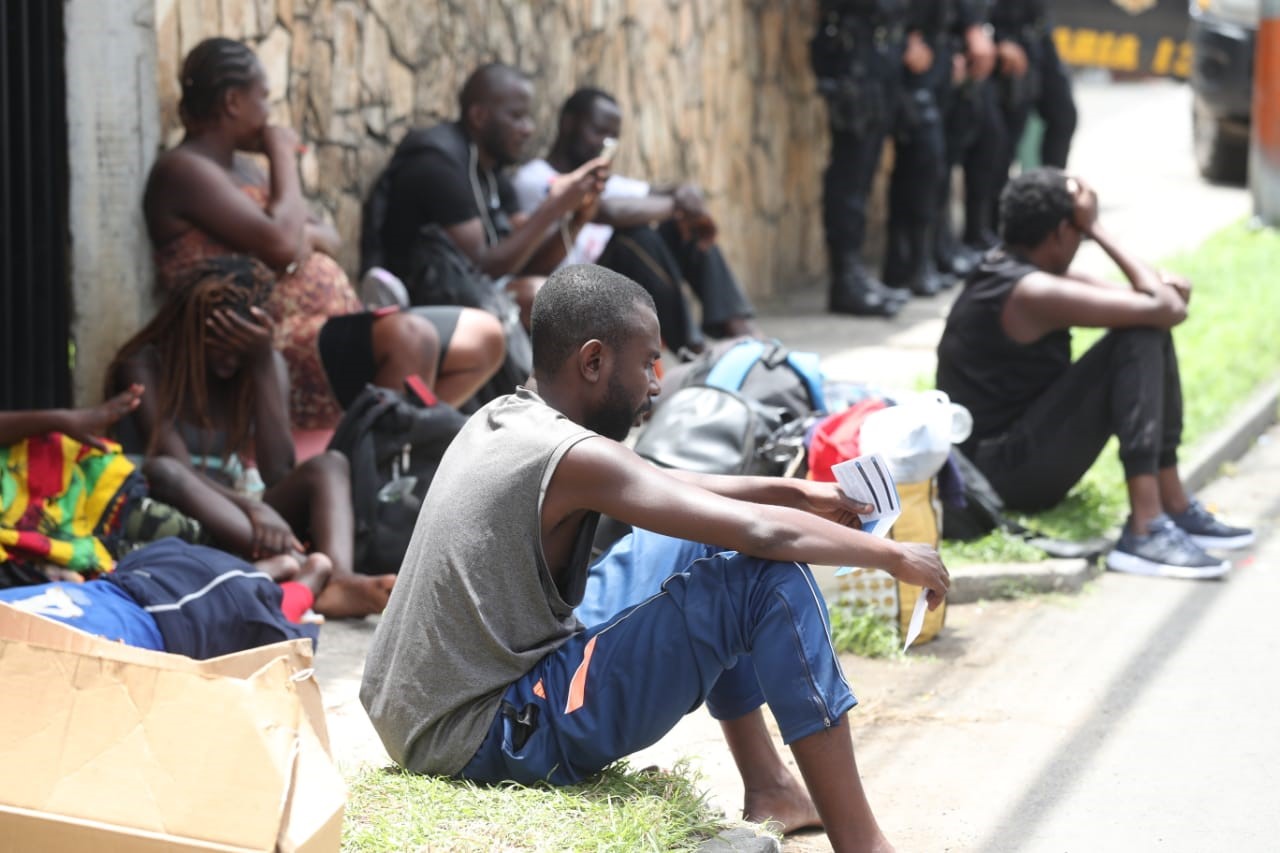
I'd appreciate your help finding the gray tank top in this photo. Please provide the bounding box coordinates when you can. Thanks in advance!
[360,388,599,775]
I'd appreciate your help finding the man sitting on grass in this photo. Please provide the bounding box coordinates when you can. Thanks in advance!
[361,264,949,853]
[936,168,1253,579]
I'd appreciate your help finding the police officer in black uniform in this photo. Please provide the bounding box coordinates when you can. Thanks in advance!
[934,2,998,276]
[884,1,996,297]
[811,0,911,317]
[986,0,1078,235]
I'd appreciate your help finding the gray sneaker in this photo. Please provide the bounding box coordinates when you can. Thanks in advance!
[1169,499,1255,550]
[1106,514,1230,580]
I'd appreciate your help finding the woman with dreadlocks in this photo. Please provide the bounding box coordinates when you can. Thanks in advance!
[108,257,396,619]
[143,37,506,433]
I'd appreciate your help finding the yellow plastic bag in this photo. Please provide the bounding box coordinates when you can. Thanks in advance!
[890,479,946,645]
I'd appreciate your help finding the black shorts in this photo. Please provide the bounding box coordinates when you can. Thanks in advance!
[316,306,461,409]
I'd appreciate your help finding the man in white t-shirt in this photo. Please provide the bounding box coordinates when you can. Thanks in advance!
[513,88,757,354]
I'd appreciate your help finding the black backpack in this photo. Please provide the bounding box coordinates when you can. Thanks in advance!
[633,385,805,477]
[659,337,826,425]
[326,380,467,575]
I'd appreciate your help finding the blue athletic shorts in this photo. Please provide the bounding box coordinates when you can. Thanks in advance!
[458,529,855,786]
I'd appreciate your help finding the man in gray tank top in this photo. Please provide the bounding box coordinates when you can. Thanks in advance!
[361,264,950,853]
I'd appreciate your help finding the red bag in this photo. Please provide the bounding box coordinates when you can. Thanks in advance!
[807,398,887,483]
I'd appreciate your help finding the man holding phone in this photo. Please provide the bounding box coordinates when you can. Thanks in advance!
[513,87,758,355]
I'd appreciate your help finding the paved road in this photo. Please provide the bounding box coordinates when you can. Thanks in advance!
[738,423,1277,853]
[310,75,1267,849]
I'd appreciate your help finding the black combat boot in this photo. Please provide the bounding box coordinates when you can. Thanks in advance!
[829,251,908,318]
[935,203,978,278]
[884,226,947,297]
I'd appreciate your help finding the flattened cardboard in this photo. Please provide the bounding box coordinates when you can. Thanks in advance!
[0,603,344,852]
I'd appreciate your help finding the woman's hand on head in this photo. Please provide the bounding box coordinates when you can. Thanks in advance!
[207,306,276,367]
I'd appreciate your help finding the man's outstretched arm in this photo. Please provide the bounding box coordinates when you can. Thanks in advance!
[547,436,949,606]
[0,385,144,449]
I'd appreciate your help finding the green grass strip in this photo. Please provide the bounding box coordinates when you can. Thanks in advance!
[944,219,1280,564]
[342,760,731,852]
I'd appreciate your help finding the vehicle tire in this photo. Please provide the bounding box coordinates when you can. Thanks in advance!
[1193,95,1248,185]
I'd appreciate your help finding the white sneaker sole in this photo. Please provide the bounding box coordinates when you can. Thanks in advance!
[1188,532,1255,551]
[1106,549,1231,580]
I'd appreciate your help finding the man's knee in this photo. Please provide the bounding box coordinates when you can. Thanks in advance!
[376,310,439,360]
[457,308,506,368]
[1108,326,1170,358]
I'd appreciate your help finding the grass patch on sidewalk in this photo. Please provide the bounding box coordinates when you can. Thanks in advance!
[342,760,730,852]
[828,605,903,658]
[944,219,1280,564]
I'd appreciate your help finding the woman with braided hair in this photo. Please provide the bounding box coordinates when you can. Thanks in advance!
[144,37,506,432]
[108,256,396,618]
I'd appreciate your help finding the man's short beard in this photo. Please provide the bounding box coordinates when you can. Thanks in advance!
[586,377,648,442]
[482,122,514,167]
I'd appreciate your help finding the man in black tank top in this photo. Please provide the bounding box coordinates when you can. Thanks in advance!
[936,168,1252,579]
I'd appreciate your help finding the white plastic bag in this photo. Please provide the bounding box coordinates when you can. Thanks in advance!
[857,390,973,483]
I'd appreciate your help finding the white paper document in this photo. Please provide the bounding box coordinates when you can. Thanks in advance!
[901,592,930,652]
[831,451,902,555]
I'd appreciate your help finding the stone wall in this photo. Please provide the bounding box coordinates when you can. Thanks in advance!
[153,0,834,300]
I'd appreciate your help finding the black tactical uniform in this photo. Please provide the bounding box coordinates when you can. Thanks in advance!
[935,0,1003,271]
[987,0,1077,234]
[811,0,910,317]
[881,0,967,298]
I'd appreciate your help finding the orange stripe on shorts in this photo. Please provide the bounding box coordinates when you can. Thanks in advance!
[563,635,598,714]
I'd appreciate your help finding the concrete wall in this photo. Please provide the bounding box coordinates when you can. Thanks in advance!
[65,0,161,405]
[152,0,833,296]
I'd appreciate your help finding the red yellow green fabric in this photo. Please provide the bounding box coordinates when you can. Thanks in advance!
[0,433,141,574]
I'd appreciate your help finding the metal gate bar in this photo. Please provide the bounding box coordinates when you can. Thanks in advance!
[1,0,71,411]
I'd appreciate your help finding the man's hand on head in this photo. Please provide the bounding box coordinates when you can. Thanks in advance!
[1067,176,1099,236]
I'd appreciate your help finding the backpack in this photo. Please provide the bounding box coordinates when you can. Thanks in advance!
[941,448,1006,541]
[326,378,467,575]
[660,337,826,424]
[941,448,1110,560]
[632,384,804,477]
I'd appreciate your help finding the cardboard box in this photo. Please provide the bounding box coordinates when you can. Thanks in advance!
[0,603,345,852]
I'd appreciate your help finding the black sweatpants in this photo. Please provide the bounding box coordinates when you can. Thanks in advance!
[971,327,1183,512]
[596,221,754,353]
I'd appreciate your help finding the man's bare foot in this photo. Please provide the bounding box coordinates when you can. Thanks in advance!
[254,552,303,582]
[313,572,396,618]
[293,553,333,597]
[743,777,823,836]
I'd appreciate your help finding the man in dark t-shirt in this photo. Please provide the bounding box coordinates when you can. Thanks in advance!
[936,168,1252,579]
[370,63,606,328]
